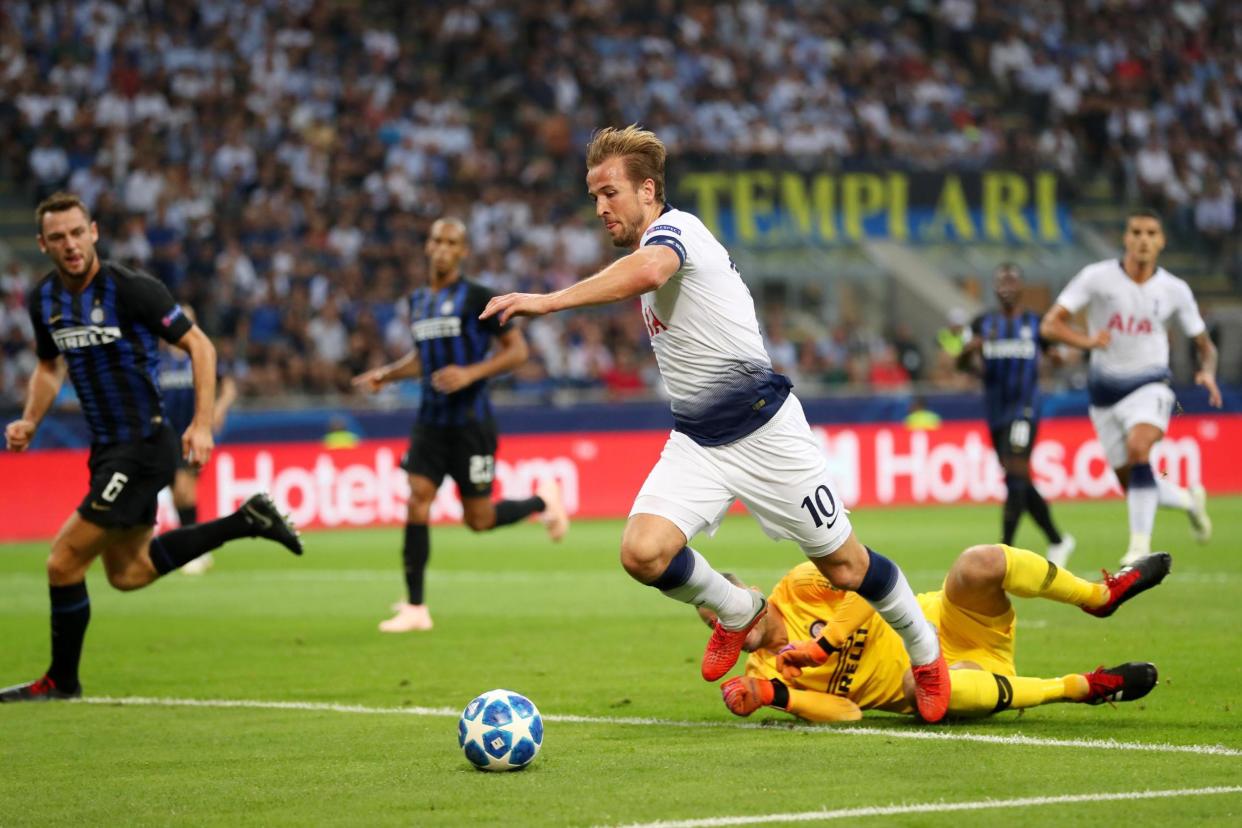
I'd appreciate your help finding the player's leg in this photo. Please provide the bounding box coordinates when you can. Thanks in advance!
[625,432,763,679]
[172,467,198,528]
[0,513,109,701]
[173,468,213,575]
[726,396,948,720]
[146,492,302,576]
[1121,389,1212,544]
[380,473,438,633]
[993,423,1030,545]
[1121,422,1163,563]
[1004,420,1074,564]
[454,421,569,540]
[932,662,1158,714]
[949,543,1106,611]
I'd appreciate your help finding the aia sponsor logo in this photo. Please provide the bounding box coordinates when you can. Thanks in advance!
[1106,313,1153,335]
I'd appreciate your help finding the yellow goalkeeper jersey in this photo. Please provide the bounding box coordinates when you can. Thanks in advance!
[745,562,914,714]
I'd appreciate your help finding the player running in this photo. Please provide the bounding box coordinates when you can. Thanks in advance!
[482,125,952,721]
[1,193,302,703]
[958,263,1074,565]
[714,545,1168,722]
[352,217,569,633]
[1041,209,1219,565]
[156,305,238,575]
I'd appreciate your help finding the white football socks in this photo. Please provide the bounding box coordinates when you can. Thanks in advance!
[659,547,758,629]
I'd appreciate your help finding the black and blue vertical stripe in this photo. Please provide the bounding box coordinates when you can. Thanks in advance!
[980,310,1042,427]
[411,279,498,427]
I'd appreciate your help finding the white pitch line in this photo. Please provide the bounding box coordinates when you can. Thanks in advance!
[78,696,1242,757]
[600,786,1242,828]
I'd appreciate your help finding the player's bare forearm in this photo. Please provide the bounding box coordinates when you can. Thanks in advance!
[431,330,528,394]
[955,339,982,375]
[21,358,66,426]
[179,326,218,430]
[1193,332,1223,408]
[473,330,529,382]
[482,245,680,323]
[1040,306,1107,351]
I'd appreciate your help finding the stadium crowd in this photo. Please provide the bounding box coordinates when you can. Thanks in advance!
[1,0,1239,407]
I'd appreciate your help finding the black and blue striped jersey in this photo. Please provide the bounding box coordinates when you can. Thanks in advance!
[29,261,193,445]
[972,310,1046,427]
[410,277,510,427]
[156,348,196,435]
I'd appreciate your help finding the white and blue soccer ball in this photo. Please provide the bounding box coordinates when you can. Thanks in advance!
[458,689,544,771]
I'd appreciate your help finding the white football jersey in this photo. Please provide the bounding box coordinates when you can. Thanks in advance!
[638,206,790,446]
[1054,258,1206,405]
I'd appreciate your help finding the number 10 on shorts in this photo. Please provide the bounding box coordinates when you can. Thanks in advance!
[800,484,839,529]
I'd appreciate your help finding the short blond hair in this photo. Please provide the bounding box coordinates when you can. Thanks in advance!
[585,125,667,203]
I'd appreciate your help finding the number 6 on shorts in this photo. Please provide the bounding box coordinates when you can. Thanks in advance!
[101,471,129,502]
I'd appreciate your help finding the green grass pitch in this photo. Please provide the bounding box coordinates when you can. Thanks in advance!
[1,498,1240,826]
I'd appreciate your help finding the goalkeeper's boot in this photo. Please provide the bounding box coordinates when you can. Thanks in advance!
[240,493,304,556]
[721,676,774,717]
[910,653,951,723]
[701,592,766,682]
[0,674,80,703]
[1078,662,1158,705]
[1082,553,1170,618]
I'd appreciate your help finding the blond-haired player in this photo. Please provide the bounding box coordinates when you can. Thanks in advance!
[482,125,952,721]
[712,546,1169,722]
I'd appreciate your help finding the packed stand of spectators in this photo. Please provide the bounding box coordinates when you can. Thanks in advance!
[0,0,1239,409]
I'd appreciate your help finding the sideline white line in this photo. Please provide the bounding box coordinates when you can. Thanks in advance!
[78,696,1242,757]
[600,786,1242,828]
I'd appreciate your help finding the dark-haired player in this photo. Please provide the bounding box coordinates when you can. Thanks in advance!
[958,263,1074,565]
[1042,209,1219,565]
[1,192,302,703]
[353,217,569,634]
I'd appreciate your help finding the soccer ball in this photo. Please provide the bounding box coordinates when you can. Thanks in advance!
[458,689,544,771]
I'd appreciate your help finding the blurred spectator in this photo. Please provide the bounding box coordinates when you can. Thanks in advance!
[1,0,1239,405]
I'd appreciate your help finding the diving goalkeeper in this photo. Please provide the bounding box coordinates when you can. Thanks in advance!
[707,545,1169,722]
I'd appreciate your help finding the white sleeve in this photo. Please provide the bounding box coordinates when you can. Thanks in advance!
[1173,281,1207,337]
[641,215,689,270]
[1054,266,1094,313]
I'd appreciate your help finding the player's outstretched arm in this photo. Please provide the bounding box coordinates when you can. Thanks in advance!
[1040,304,1109,351]
[481,244,680,324]
[1192,331,1223,408]
[431,328,528,394]
[4,357,65,451]
[177,325,217,468]
[352,350,422,393]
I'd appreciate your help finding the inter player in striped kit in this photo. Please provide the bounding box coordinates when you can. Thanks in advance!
[958,264,1074,565]
[483,126,952,721]
[353,217,569,634]
[1043,209,1218,565]
[157,306,238,575]
[1,193,302,703]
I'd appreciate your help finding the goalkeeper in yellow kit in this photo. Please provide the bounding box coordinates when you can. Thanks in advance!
[710,545,1169,722]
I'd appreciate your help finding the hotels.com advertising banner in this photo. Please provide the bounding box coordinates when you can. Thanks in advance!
[1,415,1239,541]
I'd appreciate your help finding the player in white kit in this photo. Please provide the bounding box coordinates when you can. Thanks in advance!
[1042,209,1220,565]
[482,126,952,722]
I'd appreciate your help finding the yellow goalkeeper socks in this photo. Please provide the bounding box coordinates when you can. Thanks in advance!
[1001,544,1107,609]
[948,668,1073,715]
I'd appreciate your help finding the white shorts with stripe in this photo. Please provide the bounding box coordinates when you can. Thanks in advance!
[630,394,852,557]
[1088,382,1176,469]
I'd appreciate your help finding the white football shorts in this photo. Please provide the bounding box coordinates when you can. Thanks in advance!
[630,394,852,558]
[1088,382,1176,468]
